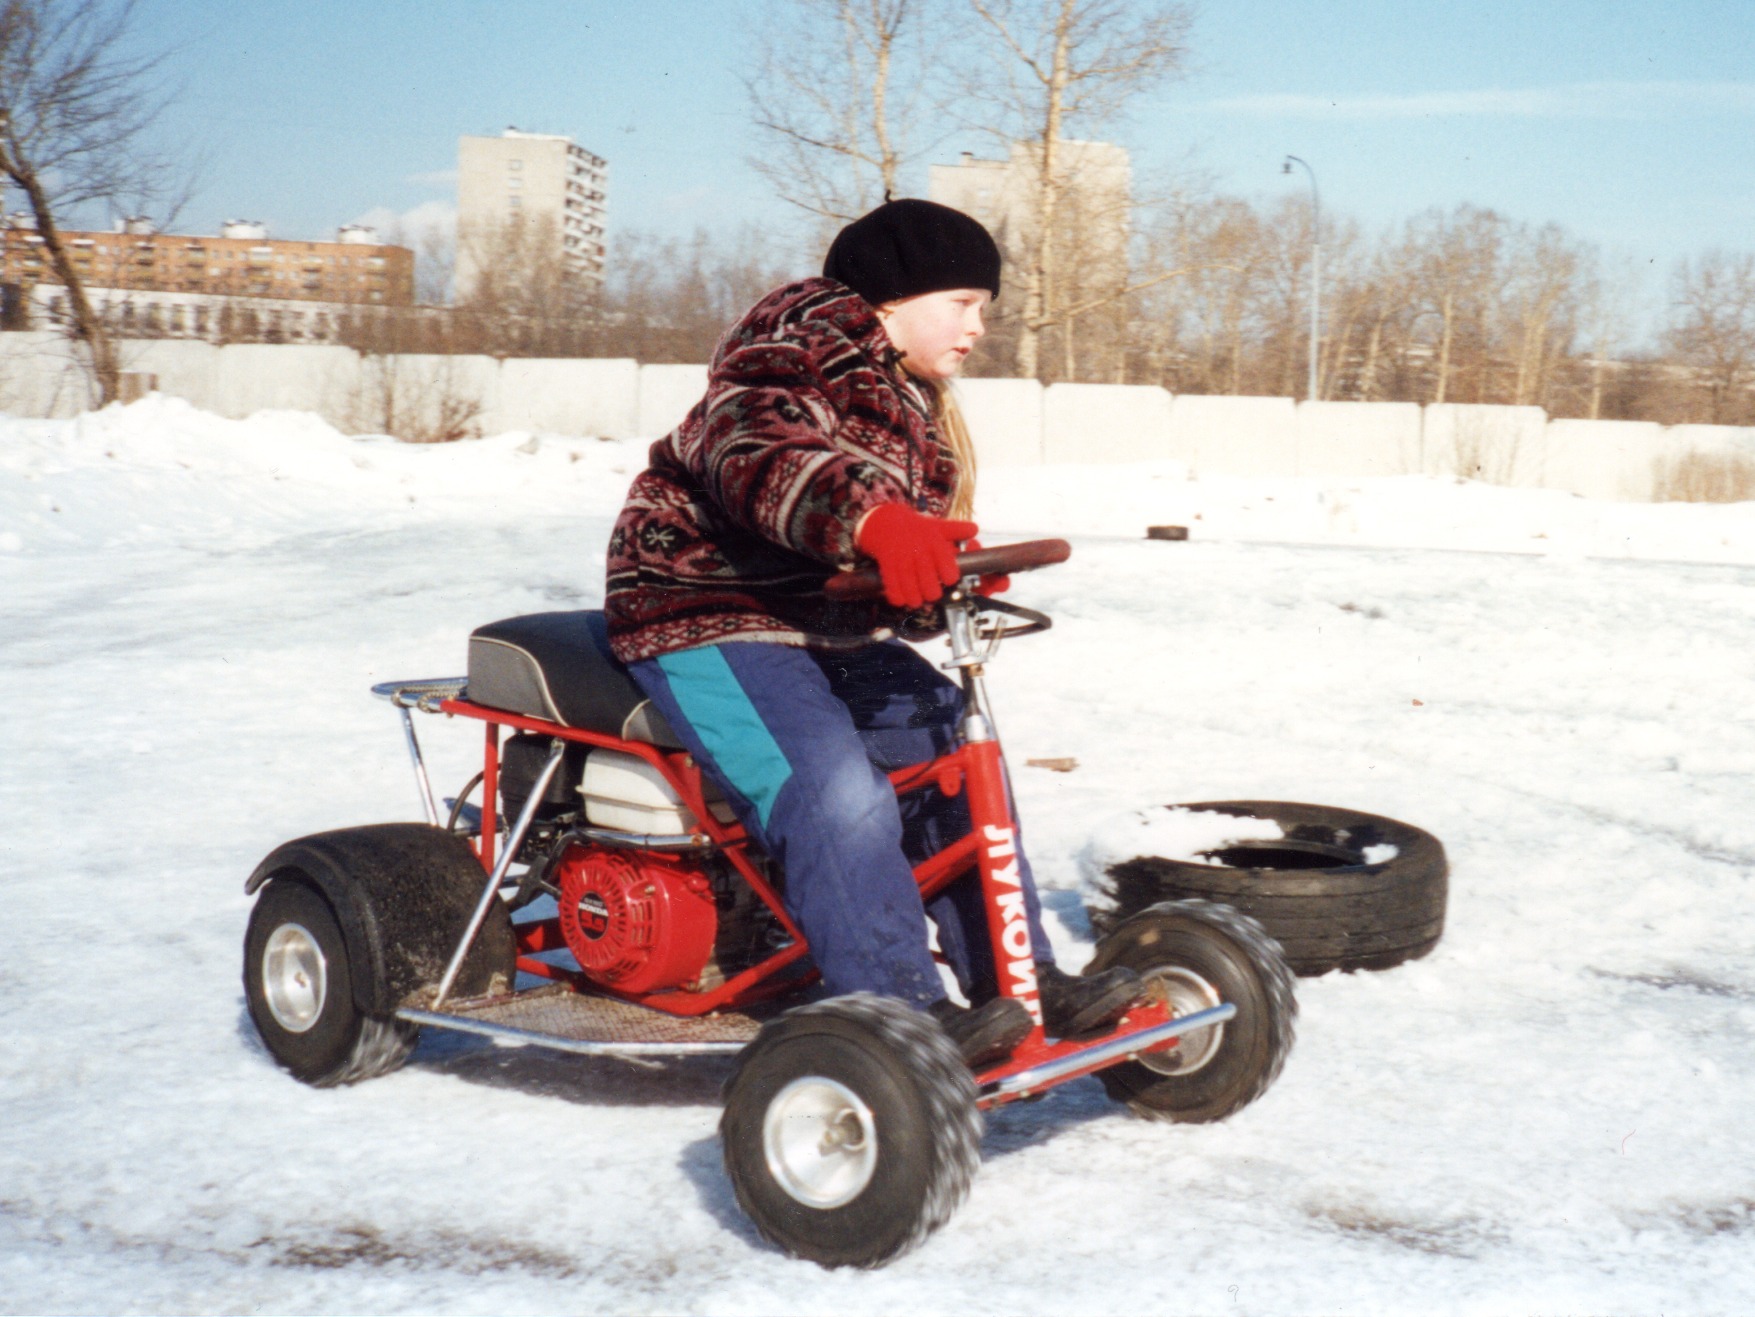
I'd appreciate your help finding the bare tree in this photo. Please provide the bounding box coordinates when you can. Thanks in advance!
[599,224,801,362]
[1398,205,1506,403]
[1125,191,1268,394]
[396,220,455,308]
[1341,235,1422,402]
[454,214,598,356]
[1570,251,1642,419]
[1665,250,1755,425]
[961,0,1191,379]
[369,214,456,308]
[1123,192,1277,391]
[1497,221,1584,408]
[1255,194,1320,397]
[744,0,940,222]
[347,350,483,444]
[0,0,182,405]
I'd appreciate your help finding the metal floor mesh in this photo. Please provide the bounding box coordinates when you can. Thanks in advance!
[437,983,765,1047]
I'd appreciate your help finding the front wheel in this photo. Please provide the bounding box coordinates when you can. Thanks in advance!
[1087,900,1296,1123]
[720,994,982,1268]
[243,877,417,1087]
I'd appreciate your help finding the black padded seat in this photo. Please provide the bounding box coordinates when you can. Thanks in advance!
[466,611,682,748]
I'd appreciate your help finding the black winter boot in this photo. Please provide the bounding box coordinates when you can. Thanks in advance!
[928,996,1033,1068]
[1038,963,1146,1038]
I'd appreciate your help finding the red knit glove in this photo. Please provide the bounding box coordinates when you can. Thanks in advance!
[964,539,1011,596]
[855,504,978,609]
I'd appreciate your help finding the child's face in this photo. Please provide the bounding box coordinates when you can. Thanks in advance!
[878,288,990,380]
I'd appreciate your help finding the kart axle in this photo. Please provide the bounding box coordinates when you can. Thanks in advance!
[980,1003,1237,1102]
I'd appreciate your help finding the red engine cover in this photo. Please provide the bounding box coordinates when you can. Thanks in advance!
[554,845,719,994]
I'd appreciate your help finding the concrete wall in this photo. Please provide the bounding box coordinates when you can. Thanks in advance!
[1043,382,1172,464]
[359,353,501,441]
[0,332,92,417]
[1423,403,1548,484]
[957,377,1043,467]
[636,363,708,438]
[1663,424,1755,458]
[1296,400,1423,478]
[120,339,222,414]
[210,344,360,422]
[1543,419,1668,502]
[1168,394,1298,478]
[1653,425,1755,501]
[4,333,1754,502]
[489,357,639,438]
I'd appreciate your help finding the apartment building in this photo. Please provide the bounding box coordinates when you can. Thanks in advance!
[455,128,608,297]
[929,140,1132,273]
[0,217,415,341]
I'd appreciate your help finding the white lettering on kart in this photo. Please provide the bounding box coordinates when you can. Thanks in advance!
[984,823,1041,1023]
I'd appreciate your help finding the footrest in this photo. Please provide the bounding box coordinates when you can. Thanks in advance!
[398,983,764,1056]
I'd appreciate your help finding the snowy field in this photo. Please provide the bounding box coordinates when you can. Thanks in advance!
[4,396,1753,1315]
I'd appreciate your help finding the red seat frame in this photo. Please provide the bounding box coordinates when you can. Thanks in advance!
[439,691,1178,1102]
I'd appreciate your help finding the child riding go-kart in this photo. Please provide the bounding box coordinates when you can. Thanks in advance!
[242,538,1297,1268]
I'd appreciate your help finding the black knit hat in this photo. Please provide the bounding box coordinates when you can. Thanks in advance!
[823,199,1001,306]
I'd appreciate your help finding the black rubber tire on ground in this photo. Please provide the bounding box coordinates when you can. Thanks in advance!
[720,994,982,1269]
[1089,801,1448,976]
[1086,899,1296,1124]
[243,877,418,1087]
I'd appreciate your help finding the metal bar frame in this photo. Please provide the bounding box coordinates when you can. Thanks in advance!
[394,1006,748,1058]
[371,679,465,826]
[978,1003,1238,1105]
[371,591,1240,1103]
[432,737,567,1009]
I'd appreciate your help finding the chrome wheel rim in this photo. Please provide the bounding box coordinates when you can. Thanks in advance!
[1140,967,1224,1074]
[262,923,327,1034]
[762,1076,877,1209]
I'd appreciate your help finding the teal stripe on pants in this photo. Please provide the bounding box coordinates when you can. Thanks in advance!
[654,645,794,828]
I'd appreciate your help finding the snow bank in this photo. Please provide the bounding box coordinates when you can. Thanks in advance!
[0,394,650,556]
[7,396,1754,564]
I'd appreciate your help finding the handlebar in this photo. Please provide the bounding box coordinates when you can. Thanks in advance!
[824,537,1072,602]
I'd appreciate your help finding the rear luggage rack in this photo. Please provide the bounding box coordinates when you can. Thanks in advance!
[371,678,469,825]
[372,677,468,712]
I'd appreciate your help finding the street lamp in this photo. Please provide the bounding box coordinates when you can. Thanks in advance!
[1282,155,1320,401]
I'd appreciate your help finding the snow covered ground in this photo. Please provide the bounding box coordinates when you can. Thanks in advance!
[4,396,1753,1315]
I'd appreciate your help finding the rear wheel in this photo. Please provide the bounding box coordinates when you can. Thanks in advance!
[243,877,417,1087]
[720,994,981,1268]
[1088,900,1295,1123]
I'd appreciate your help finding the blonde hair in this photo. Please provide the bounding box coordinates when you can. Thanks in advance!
[877,297,978,519]
[924,377,977,521]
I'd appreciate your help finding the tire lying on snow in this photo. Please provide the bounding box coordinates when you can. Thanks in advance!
[1085,800,1447,976]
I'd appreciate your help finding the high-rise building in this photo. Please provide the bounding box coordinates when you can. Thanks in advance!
[931,141,1132,375]
[929,140,1131,278]
[455,129,607,299]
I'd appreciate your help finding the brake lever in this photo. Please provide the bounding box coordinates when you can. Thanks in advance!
[940,589,1054,671]
[969,593,1053,640]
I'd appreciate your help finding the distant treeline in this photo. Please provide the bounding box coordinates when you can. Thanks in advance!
[229,195,1754,429]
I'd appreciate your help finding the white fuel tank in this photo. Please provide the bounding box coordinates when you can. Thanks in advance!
[579,748,736,834]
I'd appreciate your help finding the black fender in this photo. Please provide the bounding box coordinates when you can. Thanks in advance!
[245,823,516,1014]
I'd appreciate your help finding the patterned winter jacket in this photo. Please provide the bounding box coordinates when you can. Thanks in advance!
[604,278,959,663]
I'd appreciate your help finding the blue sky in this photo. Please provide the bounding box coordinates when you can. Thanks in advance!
[136,0,1753,309]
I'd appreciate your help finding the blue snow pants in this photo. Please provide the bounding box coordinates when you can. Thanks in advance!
[626,639,1055,1007]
